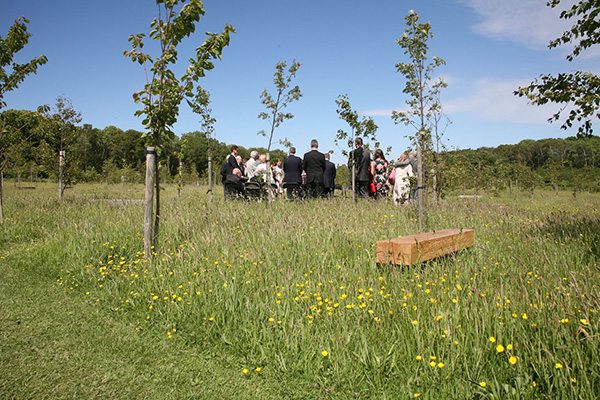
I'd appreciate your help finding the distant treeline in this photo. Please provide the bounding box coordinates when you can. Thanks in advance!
[438,137,600,195]
[3,108,600,193]
[2,109,287,186]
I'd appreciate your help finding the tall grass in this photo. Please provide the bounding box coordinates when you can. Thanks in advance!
[2,183,599,398]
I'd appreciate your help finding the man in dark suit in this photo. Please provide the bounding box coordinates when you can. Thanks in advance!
[348,137,371,198]
[220,145,241,195]
[322,152,336,198]
[303,139,326,198]
[283,147,304,199]
[224,168,247,199]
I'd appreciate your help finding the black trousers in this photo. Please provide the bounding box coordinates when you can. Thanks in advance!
[357,181,369,198]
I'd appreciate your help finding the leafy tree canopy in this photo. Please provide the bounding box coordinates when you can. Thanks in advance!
[516,0,600,137]
[0,17,48,110]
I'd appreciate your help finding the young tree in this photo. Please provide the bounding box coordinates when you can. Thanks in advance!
[392,9,446,230]
[124,0,234,255]
[335,94,379,202]
[0,16,47,222]
[258,59,302,192]
[189,86,215,203]
[43,96,82,200]
[515,0,600,137]
[430,78,451,205]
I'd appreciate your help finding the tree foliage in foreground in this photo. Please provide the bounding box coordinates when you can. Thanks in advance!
[0,17,48,110]
[0,16,47,221]
[124,0,234,251]
[516,0,600,137]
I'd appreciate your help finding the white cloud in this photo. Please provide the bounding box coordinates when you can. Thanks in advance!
[460,0,575,50]
[364,78,566,125]
[443,78,567,125]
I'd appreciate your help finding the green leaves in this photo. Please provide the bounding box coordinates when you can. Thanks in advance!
[517,0,600,137]
[258,60,303,152]
[516,71,600,137]
[124,1,235,147]
[0,17,48,110]
[335,94,378,156]
[393,10,446,150]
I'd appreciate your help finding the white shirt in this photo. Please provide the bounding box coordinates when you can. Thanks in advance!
[246,158,258,178]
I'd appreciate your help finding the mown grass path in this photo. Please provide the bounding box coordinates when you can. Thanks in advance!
[0,250,283,399]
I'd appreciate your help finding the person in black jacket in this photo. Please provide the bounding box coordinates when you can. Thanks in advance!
[303,139,326,198]
[283,147,304,199]
[348,137,371,198]
[220,145,240,194]
[323,152,336,198]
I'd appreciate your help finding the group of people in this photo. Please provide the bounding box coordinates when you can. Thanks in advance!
[348,137,417,205]
[220,140,336,200]
[221,138,417,204]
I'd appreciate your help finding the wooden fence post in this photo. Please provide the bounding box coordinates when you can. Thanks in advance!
[59,150,65,200]
[144,147,156,258]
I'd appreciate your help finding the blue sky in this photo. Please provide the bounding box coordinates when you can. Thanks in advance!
[2,0,598,165]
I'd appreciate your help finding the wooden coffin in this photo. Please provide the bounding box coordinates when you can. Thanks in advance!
[376,229,474,265]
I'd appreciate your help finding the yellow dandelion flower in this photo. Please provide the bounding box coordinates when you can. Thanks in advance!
[509,356,517,365]
[489,337,496,343]
[242,368,248,374]
[437,362,445,368]
[430,361,436,367]
[496,345,505,353]
[255,367,261,372]
[580,319,589,325]
[479,381,487,387]
[507,344,513,350]
[322,350,328,357]
[555,363,563,369]
[412,320,418,325]
[416,355,422,361]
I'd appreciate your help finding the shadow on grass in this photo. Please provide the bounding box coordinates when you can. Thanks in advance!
[535,211,600,262]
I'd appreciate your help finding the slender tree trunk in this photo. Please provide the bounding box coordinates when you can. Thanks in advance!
[351,134,357,203]
[417,146,423,231]
[474,175,477,202]
[0,170,4,224]
[144,147,156,258]
[154,153,160,248]
[208,153,213,204]
[177,160,182,199]
[59,150,65,200]
[515,178,519,202]
[432,172,437,206]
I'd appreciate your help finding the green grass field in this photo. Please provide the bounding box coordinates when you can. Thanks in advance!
[1,183,598,399]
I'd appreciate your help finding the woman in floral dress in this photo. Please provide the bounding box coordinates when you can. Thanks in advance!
[370,149,389,199]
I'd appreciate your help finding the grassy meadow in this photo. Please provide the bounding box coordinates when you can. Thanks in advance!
[1,182,599,399]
